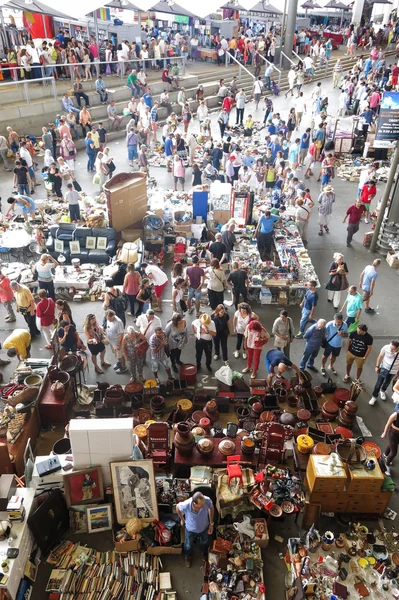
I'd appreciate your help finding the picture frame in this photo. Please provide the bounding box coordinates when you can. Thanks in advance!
[86,504,113,533]
[69,240,81,255]
[97,236,107,250]
[110,460,158,524]
[54,239,64,253]
[24,560,38,582]
[86,236,96,250]
[63,467,104,508]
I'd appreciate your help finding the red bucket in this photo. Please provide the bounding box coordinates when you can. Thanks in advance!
[180,363,197,385]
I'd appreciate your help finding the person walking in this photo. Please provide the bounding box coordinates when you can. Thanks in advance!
[369,341,399,405]
[320,313,348,376]
[123,263,141,317]
[227,262,249,309]
[185,257,205,318]
[11,281,40,337]
[212,304,231,366]
[296,280,319,338]
[285,66,296,98]
[242,320,270,379]
[343,198,366,246]
[235,89,246,125]
[177,491,214,569]
[65,183,81,222]
[340,285,363,328]
[36,289,55,349]
[317,185,335,236]
[0,271,16,323]
[272,310,295,359]
[141,263,168,313]
[165,313,188,373]
[221,223,237,263]
[218,107,229,138]
[206,259,227,310]
[192,313,216,373]
[104,310,127,374]
[344,323,373,384]
[325,253,349,309]
[122,326,146,383]
[359,179,377,224]
[295,198,310,245]
[35,253,58,300]
[83,314,110,374]
[359,259,381,314]
[299,319,326,372]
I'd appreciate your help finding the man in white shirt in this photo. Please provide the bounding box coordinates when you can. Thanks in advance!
[197,101,209,129]
[337,90,349,117]
[26,41,42,80]
[177,88,186,109]
[369,341,399,405]
[294,92,306,126]
[137,68,147,91]
[252,77,263,110]
[0,135,11,170]
[104,311,127,374]
[303,55,314,81]
[136,309,162,341]
[192,313,216,372]
[141,262,168,312]
[235,89,246,125]
[19,142,39,187]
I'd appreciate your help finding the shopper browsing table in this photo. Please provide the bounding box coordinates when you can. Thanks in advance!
[242,320,270,380]
[192,314,216,373]
[11,281,40,337]
[381,402,399,476]
[299,319,326,372]
[320,313,348,376]
[272,310,295,359]
[3,329,31,361]
[344,323,373,384]
[177,491,214,568]
[265,348,302,386]
[141,263,168,312]
[369,341,399,406]
[254,209,285,262]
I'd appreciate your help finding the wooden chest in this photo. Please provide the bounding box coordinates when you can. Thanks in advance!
[346,463,384,494]
[307,491,348,513]
[345,492,392,513]
[306,455,347,493]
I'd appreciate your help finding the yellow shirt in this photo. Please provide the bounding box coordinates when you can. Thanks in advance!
[3,329,31,359]
[229,39,237,50]
[14,284,34,310]
[91,130,100,149]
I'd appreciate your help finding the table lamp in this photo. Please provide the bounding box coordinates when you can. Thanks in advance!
[120,242,138,264]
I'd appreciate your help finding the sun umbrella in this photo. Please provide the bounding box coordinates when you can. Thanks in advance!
[301,0,322,8]
[0,0,77,17]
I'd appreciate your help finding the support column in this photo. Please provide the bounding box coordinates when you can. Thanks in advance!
[283,0,298,68]
[351,0,365,25]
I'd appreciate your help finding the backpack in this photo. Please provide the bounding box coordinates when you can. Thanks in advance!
[108,291,128,315]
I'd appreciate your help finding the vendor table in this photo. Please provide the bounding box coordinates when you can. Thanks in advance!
[54,265,95,290]
[309,30,343,48]
[194,47,218,62]
[174,439,257,478]
[0,408,40,477]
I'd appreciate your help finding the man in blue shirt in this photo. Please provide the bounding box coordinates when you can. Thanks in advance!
[299,319,326,372]
[321,313,348,376]
[164,133,174,171]
[61,94,80,119]
[254,209,282,261]
[296,280,319,337]
[265,348,302,385]
[143,88,153,108]
[299,128,311,166]
[177,492,214,568]
[360,259,381,313]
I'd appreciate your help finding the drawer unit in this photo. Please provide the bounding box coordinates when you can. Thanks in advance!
[307,492,348,513]
[346,492,392,513]
[306,455,347,493]
[346,463,384,494]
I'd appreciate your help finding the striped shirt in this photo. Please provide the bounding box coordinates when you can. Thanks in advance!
[149,332,167,359]
[150,107,158,122]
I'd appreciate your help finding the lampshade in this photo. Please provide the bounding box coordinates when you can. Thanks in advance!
[120,242,138,265]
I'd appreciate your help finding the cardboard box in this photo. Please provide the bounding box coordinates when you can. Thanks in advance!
[115,535,141,552]
[213,210,231,225]
[115,531,184,555]
[386,251,399,268]
[251,518,269,548]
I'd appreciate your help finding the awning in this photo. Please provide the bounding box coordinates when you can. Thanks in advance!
[0,0,79,18]
[244,1,283,15]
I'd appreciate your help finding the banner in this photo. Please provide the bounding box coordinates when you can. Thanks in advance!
[374,92,399,149]
[23,12,54,39]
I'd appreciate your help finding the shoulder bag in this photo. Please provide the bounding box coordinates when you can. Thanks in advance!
[322,324,343,349]
[136,321,151,357]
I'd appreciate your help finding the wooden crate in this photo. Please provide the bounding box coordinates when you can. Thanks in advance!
[306,455,347,494]
[346,463,384,494]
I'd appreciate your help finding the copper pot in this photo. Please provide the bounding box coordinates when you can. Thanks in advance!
[204,400,219,423]
[297,408,311,422]
[174,422,195,455]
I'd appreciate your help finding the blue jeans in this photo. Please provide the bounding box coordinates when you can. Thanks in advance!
[69,204,81,221]
[184,528,209,559]
[346,316,356,328]
[126,294,137,314]
[128,145,138,161]
[299,308,316,335]
[86,152,95,171]
[265,76,271,89]
[97,90,108,103]
[128,83,141,97]
[299,346,320,370]
[18,183,30,195]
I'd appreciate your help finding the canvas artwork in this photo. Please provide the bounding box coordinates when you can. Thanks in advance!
[63,468,104,507]
[69,240,81,255]
[110,460,158,524]
[97,237,107,250]
[54,239,64,253]
[86,236,96,250]
[86,504,112,533]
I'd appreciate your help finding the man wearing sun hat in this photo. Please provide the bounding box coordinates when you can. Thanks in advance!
[192,313,216,373]
[317,185,335,236]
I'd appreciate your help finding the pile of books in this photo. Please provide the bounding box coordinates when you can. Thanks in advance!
[6,495,25,521]
[46,541,161,600]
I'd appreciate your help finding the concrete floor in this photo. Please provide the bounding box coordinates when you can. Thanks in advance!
[2,60,399,599]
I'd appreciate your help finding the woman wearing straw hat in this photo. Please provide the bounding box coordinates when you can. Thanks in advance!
[192,313,216,373]
[317,185,335,236]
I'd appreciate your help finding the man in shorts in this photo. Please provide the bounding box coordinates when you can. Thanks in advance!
[344,323,373,384]
[141,262,168,313]
[149,327,173,382]
[320,313,348,376]
[185,256,205,318]
[359,259,381,314]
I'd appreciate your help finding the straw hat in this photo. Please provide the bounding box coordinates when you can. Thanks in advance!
[325,185,333,192]
[200,314,211,326]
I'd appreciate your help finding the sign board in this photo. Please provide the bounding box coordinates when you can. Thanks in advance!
[175,15,189,24]
[374,92,399,149]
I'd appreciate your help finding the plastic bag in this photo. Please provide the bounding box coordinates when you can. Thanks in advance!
[233,515,255,538]
[93,174,101,185]
[215,365,233,386]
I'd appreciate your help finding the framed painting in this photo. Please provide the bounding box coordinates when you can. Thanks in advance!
[97,237,107,250]
[63,467,104,507]
[69,240,81,255]
[86,236,96,250]
[54,239,64,253]
[110,460,158,524]
[86,504,112,534]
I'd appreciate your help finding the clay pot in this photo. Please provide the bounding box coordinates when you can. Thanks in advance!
[297,409,311,422]
[199,417,211,432]
[322,401,339,421]
[314,386,323,398]
[174,422,195,455]
[192,426,206,437]
[204,400,219,423]
[250,401,263,419]
[218,438,236,456]
[236,406,250,425]
[241,437,255,455]
[260,411,275,423]
[125,382,144,396]
[51,381,65,398]
[313,442,331,455]
[197,437,214,456]
[344,401,358,415]
[192,410,206,424]
[150,395,165,417]
[287,394,299,408]
[280,412,296,427]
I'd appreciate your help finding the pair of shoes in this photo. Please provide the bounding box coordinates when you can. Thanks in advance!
[101,361,111,368]
[380,390,387,401]
[365,307,376,313]
[343,375,350,383]
[213,355,219,360]
[307,365,318,372]
[242,352,247,359]
[95,367,104,374]
[369,396,377,405]
[242,367,251,373]
[116,367,128,374]
[329,366,338,375]
[250,372,257,379]
[321,368,327,376]
[0,359,10,366]
[318,231,323,236]
[5,317,16,322]
[295,333,303,339]
[234,350,240,358]
[113,363,120,370]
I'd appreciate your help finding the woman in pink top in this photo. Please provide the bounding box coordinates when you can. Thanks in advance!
[123,263,142,317]
[0,272,16,322]
[242,320,270,380]
[173,156,185,191]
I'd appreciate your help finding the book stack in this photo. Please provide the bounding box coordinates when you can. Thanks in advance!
[6,495,25,521]
[46,541,162,600]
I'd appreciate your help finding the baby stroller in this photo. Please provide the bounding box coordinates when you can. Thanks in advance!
[271,80,280,96]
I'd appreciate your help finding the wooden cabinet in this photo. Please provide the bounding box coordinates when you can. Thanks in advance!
[0,409,40,477]
[306,455,347,493]
[346,463,384,494]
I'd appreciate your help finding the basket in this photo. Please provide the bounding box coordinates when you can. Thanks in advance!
[336,440,367,465]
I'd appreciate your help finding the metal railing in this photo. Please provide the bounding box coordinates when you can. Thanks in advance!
[224,51,255,82]
[0,75,56,104]
[257,53,282,87]
[280,51,296,67]
[291,50,302,64]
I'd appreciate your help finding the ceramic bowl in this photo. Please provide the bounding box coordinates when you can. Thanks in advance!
[218,438,236,456]
[197,437,214,456]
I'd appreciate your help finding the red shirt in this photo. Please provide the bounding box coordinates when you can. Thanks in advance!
[0,276,14,303]
[346,203,365,224]
[360,184,376,205]
[222,96,234,113]
[36,297,55,327]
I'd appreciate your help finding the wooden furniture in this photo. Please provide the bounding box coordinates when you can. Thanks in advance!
[39,378,74,427]
[147,423,171,471]
[174,439,257,478]
[103,172,147,232]
[0,409,40,477]
[305,455,393,515]
[258,423,291,468]
[0,488,35,600]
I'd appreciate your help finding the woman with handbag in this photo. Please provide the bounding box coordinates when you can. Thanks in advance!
[122,326,147,383]
[172,278,186,315]
[325,253,349,310]
[83,313,111,374]
[272,310,295,359]
[211,304,231,366]
[242,320,270,380]
[36,289,55,349]
[233,302,259,359]
[206,259,227,310]
[165,313,188,373]
[123,263,142,317]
